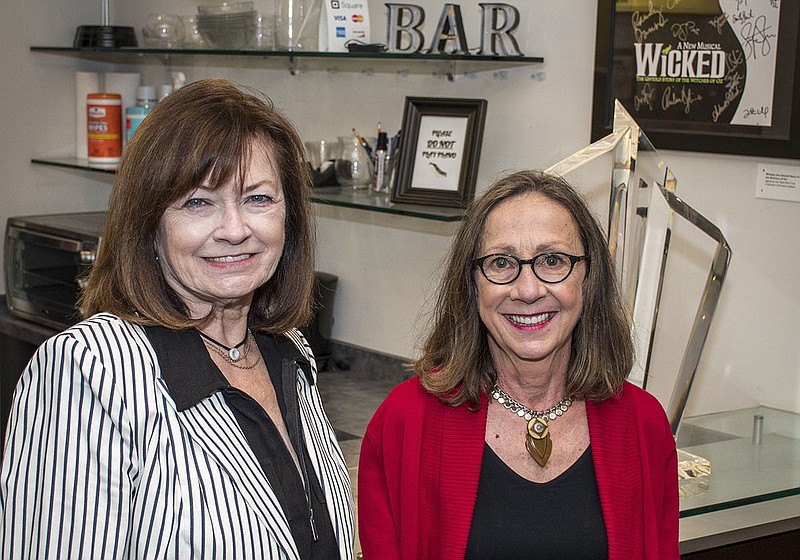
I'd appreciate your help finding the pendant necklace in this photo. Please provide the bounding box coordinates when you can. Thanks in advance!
[198,329,251,363]
[491,383,574,467]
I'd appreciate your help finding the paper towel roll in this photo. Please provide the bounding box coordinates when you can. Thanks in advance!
[75,71,101,159]
[104,72,141,146]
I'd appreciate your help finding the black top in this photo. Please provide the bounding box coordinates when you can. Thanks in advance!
[145,326,339,560]
[465,443,608,560]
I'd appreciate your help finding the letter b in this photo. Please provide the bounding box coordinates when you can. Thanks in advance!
[386,4,426,53]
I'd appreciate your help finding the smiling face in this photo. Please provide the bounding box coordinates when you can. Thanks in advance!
[155,144,286,318]
[476,192,587,374]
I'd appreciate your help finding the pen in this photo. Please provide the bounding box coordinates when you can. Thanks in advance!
[352,128,372,157]
[390,130,401,158]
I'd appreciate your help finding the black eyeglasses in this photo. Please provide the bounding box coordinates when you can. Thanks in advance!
[472,252,589,285]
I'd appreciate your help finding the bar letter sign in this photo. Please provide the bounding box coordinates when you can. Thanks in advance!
[385,3,523,56]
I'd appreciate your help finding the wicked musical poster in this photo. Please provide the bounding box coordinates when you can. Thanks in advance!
[592,0,800,158]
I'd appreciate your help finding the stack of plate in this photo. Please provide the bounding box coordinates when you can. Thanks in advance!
[196,2,257,49]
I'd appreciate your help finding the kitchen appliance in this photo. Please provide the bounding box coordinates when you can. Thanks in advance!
[4,212,106,330]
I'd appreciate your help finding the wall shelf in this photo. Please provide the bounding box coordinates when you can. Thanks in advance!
[30,157,464,221]
[30,46,543,79]
[29,45,525,218]
[31,157,117,175]
[311,186,463,221]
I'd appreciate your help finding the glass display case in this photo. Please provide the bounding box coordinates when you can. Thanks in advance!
[678,407,800,517]
[677,407,800,554]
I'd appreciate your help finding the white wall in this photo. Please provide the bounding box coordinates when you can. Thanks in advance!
[1,0,798,416]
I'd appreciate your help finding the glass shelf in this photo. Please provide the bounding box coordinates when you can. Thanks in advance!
[30,157,464,221]
[31,157,117,175]
[311,186,463,221]
[30,46,543,78]
[677,406,800,518]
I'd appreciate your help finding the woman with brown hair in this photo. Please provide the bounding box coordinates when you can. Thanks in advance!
[358,170,678,559]
[1,79,353,559]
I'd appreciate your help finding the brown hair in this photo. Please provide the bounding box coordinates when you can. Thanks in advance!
[80,78,315,333]
[415,170,633,407]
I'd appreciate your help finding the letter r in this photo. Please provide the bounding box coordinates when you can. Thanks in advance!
[478,3,522,56]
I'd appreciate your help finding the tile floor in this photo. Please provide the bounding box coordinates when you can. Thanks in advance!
[316,366,403,557]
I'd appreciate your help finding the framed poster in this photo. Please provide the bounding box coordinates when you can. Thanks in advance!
[591,0,800,158]
[392,97,488,207]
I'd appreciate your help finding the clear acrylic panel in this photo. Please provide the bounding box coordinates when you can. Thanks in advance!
[547,101,732,436]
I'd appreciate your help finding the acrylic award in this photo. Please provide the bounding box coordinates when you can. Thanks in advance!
[547,101,732,496]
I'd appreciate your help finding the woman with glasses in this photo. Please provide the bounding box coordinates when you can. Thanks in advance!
[358,170,678,559]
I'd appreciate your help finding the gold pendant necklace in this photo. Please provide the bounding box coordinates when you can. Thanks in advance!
[491,384,573,467]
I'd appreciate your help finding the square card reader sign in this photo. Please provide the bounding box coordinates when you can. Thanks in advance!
[320,1,370,52]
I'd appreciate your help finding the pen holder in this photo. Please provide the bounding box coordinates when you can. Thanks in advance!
[334,136,373,190]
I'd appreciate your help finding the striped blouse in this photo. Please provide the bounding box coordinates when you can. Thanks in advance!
[0,313,354,559]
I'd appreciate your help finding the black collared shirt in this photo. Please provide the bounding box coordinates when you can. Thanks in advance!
[144,325,339,560]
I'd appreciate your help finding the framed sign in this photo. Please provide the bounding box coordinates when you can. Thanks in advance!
[591,0,800,158]
[392,97,488,207]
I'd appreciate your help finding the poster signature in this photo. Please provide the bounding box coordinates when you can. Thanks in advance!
[671,21,699,41]
[709,14,728,35]
[631,0,668,42]
[662,86,702,114]
[634,82,656,111]
[742,106,769,119]
[740,15,775,59]
[712,69,744,123]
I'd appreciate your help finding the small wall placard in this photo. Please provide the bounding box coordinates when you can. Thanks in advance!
[392,97,488,208]
[320,0,370,52]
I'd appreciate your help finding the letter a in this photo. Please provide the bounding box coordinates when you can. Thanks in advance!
[428,4,469,55]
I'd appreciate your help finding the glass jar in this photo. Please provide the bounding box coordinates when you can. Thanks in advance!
[274,0,320,51]
[143,14,184,48]
[334,135,373,190]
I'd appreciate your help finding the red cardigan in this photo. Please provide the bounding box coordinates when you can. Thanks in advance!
[358,378,679,560]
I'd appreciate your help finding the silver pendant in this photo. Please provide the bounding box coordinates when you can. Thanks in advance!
[229,347,241,361]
